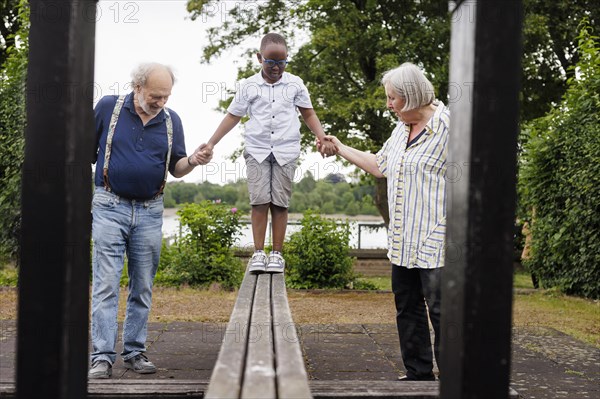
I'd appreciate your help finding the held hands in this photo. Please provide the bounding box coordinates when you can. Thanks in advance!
[188,143,214,166]
[316,135,341,157]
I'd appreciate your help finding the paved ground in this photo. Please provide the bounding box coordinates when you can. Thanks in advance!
[0,321,598,398]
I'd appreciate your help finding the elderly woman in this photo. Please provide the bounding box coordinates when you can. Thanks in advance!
[322,62,449,381]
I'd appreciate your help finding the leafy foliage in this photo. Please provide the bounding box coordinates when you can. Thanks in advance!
[156,201,245,289]
[186,0,451,222]
[518,21,600,299]
[0,0,23,66]
[187,0,599,224]
[0,0,27,265]
[521,0,600,122]
[285,210,355,289]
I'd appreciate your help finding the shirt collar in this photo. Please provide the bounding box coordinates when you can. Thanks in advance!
[426,100,447,134]
[400,100,447,142]
[252,71,288,86]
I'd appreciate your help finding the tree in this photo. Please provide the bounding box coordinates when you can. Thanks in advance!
[165,181,200,204]
[289,191,308,213]
[521,0,600,122]
[187,0,450,224]
[0,0,22,66]
[296,170,316,193]
[324,173,345,184]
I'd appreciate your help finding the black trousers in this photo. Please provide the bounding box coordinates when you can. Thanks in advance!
[391,265,442,380]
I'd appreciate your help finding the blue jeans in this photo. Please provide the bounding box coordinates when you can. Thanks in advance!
[90,187,163,364]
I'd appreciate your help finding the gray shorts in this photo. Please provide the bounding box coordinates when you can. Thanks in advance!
[244,151,297,208]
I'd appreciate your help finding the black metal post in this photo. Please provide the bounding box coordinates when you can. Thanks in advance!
[17,1,96,398]
[440,1,522,398]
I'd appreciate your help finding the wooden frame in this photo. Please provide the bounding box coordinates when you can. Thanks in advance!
[15,1,522,397]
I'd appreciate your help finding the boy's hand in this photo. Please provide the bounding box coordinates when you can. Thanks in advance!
[320,140,337,157]
[317,136,340,157]
[190,143,213,166]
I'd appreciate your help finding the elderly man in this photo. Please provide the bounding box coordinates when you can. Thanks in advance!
[89,63,210,379]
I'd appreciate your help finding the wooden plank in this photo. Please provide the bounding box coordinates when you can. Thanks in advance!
[310,381,519,399]
[88,379,206,394]
[0,379,520,398]
[89,380,205,397]
[205,268,257,399]
[241,273,276,399]
[271,273,313,398]
[1,380,207,398]
[310,380,438,398]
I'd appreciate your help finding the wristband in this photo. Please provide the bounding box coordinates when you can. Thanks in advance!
[187,156,194,167]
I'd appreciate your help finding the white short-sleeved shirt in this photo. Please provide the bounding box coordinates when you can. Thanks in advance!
[376,101,450,269]
[227,71,313,166]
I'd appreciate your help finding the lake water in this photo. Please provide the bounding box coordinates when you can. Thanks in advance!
[162,211,387,250]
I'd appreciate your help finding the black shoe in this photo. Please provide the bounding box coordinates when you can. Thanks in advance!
[88,360,112,379]
[398,375,435,381]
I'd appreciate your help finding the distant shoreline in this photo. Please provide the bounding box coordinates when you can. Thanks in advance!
[163,207,384,223]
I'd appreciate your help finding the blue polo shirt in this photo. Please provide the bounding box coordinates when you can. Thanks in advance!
[93,93,187,199]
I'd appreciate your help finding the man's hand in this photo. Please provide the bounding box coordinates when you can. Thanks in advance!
[189,143,214,166]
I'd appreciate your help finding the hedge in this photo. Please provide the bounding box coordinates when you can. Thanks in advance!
[518,20,600,299]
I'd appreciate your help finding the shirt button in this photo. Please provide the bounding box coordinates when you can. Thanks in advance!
[272,115,275,118]
[271,131,274,134]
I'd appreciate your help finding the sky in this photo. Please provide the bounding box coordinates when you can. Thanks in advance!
[93,0,348,185]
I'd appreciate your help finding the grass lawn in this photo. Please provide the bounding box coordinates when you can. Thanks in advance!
[359,271,538,291]
[357,271,599,348]
[513,287,599,347]
[1,270,598,348]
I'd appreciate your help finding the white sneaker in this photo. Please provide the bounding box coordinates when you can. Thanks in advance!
[249,250,267,273]
[266,252,285,273]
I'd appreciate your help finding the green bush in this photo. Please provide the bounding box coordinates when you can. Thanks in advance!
[518,21,600,299]
[351,278,379,291]
[156,201,244,289]
[0,1,28,265]
[285,210,355,289]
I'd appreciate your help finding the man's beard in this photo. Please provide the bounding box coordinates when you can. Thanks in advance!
[137,93,161,116]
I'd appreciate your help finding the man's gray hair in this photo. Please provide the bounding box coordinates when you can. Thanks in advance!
[381,63,435,111]
[130,63,176,87]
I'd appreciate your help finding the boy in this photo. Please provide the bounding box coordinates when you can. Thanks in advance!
[201,32,334,273]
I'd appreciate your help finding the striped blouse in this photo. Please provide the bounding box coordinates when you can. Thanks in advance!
[376,101,450,269]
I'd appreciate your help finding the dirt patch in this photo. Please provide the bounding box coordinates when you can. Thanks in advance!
[0,287,395,324]
[0,288,17,320]
[1,287,597,348]
[288,290,395,324]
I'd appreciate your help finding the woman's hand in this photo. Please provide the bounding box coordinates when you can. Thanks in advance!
[316,135,341,157]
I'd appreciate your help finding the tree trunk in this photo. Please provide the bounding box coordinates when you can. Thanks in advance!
[374,177,389,226]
